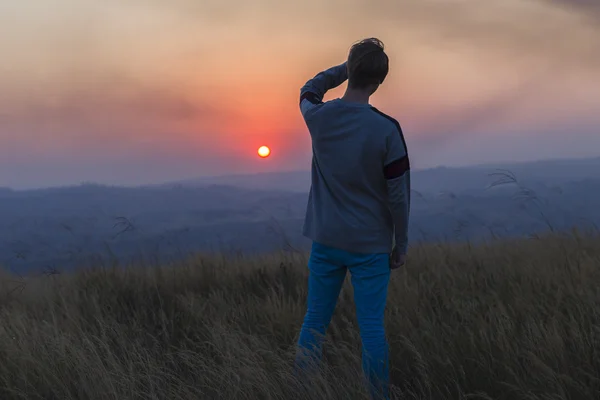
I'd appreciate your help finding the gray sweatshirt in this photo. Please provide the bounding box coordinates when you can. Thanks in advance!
[299,62,411,255]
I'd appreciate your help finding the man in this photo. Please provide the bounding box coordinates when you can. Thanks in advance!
[295,38,411,399]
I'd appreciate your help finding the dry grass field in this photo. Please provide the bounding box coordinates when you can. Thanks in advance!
[1,232,599,399]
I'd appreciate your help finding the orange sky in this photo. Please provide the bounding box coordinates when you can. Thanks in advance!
[0,0,599,188]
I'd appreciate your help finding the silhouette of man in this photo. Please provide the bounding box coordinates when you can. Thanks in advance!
[295,38,410,399]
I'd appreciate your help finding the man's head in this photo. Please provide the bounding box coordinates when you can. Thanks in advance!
[347,38,389,95]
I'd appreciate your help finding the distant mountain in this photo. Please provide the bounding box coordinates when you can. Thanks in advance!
[1,156,599,274]
[171,156,600,195]
[172,171,312,193]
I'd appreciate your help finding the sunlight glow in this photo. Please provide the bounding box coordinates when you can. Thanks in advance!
[257,145,271,158]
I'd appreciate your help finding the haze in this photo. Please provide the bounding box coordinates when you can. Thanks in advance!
[1,0,599,189]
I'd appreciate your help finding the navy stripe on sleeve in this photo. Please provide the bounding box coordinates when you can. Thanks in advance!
[300,91,323,106]
[384,155,410,179]
[370,107,408,153]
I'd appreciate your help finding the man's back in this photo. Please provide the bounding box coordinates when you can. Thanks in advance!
[302,98,406,254]
[295,38,410,400]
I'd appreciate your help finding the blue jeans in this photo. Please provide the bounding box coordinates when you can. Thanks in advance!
[296,242,391,399]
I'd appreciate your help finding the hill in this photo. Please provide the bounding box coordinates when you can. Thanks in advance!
[1,156,600,273]
[1,233,599,399]
[174,156,600,194]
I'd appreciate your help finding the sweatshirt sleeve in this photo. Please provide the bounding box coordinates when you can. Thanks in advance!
[384,125,411,254]
[299,62,348,118]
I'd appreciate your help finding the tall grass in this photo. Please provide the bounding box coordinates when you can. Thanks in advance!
[1,232,600,399]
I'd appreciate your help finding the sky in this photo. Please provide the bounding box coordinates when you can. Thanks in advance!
[0,0,599,189]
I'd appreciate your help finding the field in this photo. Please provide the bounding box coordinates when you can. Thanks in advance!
[1,232,600,399]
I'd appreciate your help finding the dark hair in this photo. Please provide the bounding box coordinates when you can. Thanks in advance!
[347,38,389,89]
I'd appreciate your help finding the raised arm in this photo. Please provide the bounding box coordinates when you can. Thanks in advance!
[384,124,411,262]
[299,62,348,117]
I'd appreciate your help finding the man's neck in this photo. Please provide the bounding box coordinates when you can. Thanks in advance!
[341,88,371,105]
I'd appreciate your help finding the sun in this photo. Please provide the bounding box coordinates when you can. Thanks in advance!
[257,145,271,158]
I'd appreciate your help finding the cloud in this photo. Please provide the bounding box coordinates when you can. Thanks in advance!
[151,0,600,76]
[0,0,599,187]
[1,73,219,127]
[394,2,599,73]
[429,81,542,137]
[543,0,600,20]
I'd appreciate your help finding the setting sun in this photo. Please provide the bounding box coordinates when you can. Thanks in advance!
[257,146,271,158]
